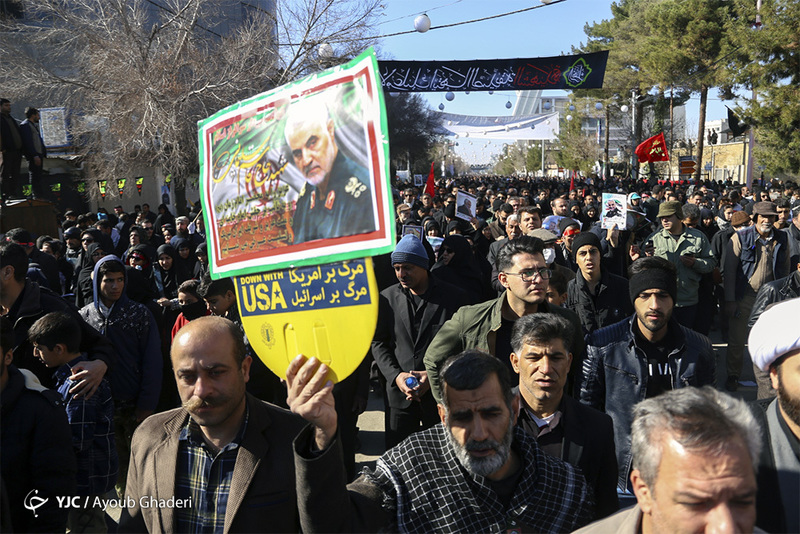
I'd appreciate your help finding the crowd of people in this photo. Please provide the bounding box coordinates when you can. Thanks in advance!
[1,173,799,533]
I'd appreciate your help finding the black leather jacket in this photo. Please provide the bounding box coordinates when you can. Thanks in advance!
[579,316,716,490]
[748,270,800,328]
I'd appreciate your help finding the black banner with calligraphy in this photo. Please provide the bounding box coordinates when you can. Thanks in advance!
[378,51,608,92]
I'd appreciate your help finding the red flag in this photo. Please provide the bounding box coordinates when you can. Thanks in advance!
[569,173,575,191]
[424,162,435,197]
[635,132,669,163]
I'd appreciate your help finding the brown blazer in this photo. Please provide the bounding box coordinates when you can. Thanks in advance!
[119,394,307,533]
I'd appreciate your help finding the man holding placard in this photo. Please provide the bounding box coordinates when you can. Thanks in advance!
[120,317,306,533]
[288,350,593,533]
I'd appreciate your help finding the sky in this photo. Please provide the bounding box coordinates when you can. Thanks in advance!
[371,0,736,165]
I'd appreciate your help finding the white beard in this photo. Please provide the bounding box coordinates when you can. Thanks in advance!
[444,415,514,478]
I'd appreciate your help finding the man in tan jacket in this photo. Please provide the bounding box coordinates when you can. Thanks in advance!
[119,317,306,533]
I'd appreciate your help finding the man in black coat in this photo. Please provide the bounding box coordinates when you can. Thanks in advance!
[510,312,619,520]
[565,232,633,335]
[1,316,76,533]
[20,107,47,198]
[1,98,23,199]
[579,256,716,492]
[372,234,469,448]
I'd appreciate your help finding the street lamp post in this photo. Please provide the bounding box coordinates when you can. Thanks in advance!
[541,140,546,177]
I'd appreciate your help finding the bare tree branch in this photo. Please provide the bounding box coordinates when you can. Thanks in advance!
[0,0,382,200]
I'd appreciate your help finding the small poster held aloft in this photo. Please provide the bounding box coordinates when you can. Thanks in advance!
[601,193,627,230]
[413,175,424,187]
[455,191,477,221]
[402,225,423,240]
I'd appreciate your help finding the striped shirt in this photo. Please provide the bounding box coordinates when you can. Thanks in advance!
[174,407,248,534]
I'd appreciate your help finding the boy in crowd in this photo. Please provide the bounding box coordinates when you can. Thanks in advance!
[170,279,210,340]
[546,268,569,307]
[79,255,161,499]
[28,312,117,533]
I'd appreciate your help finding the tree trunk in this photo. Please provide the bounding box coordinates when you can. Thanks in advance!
[694,84,708,182]
[633,89,645,179]
[174,182,188,216]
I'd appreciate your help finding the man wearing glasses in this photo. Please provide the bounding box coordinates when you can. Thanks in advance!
[142,221,164,248]
[425,235,584,402]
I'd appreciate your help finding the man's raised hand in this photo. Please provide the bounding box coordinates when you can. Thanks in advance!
[286,355,337,450]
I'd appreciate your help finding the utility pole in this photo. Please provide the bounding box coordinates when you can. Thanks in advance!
[541,140,546,177]
[669,86,674,181]
[630,89,638,180]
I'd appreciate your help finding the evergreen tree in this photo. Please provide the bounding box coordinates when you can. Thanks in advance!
[727,0,800,176]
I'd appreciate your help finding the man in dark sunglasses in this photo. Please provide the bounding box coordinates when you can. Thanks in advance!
[142,222,164,248]
[425,235,584,402]
[79,232,95,252]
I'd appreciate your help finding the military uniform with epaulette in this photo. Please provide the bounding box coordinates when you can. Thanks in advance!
[291,151,376,244]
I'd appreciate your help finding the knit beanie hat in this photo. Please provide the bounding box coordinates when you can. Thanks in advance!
[557,217,580,235]
[571,232,602,260]
[629,268,678,305]
[391,235,430,270]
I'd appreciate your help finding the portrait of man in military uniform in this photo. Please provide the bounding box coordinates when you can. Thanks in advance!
[455,191,476,221]
[284,98,376,244]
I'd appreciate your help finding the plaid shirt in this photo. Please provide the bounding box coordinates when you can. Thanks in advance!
[364,424,593,533]
[54,354,117,496]
[174,407,249,534]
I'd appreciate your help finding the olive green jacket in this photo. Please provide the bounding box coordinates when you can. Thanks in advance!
[423,292,584,403]
[650,226,716,307]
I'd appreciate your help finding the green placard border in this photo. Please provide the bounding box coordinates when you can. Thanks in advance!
[197,47,394,279]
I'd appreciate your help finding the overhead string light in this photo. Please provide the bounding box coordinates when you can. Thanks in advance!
[414,14,431,32]
[280,0,568,46]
